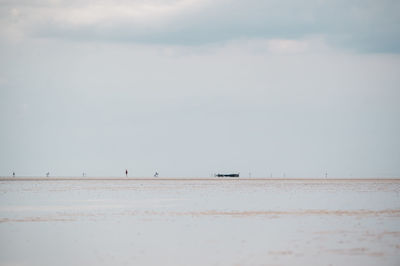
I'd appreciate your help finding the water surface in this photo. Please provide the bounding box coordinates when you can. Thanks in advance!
[1,178,399,265]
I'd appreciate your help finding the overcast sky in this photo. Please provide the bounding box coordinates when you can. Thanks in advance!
[0,0,399,178]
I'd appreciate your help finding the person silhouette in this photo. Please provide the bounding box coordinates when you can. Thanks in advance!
[12,172,15,178]
[125,169,128,177]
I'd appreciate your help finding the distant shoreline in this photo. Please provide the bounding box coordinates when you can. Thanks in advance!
[1,177,399,182]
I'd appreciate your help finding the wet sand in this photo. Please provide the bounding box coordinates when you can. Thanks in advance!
[1,178,399,266]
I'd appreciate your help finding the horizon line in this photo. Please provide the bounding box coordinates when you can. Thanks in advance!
[1,177,400,182]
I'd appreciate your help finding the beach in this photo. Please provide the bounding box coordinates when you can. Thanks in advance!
[1,178,399,265]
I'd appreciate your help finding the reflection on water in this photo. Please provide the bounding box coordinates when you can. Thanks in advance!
[0,179,399,266]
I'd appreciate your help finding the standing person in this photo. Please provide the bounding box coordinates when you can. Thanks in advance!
[12,172,15,178]
[125,169,128,177]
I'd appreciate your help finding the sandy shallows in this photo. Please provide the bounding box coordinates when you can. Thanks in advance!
[1,179,399,266]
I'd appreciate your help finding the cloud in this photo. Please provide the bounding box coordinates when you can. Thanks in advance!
[1,0,399,52]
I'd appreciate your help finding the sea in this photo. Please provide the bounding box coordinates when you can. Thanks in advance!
[1,178,399,266]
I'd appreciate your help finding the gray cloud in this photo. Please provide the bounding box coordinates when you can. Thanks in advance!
[1,0,400,52]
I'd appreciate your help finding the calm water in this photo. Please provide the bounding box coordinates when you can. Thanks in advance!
[1,179,400,266]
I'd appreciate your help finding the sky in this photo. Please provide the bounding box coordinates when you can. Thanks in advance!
[0,0,399,178]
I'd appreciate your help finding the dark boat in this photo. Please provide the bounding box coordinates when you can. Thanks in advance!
[215,173,239,178]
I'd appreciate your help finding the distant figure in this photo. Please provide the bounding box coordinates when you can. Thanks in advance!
[82,172,86,177]
[125,169,128,177]
[325,171,328,179]
[12,172,15,178]
[154,172,159,177]
[46,172,50,177]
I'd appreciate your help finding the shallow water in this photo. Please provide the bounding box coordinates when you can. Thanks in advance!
[1,179,400,266]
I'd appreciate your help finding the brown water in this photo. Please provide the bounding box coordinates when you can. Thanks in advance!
[0,178,399,265]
